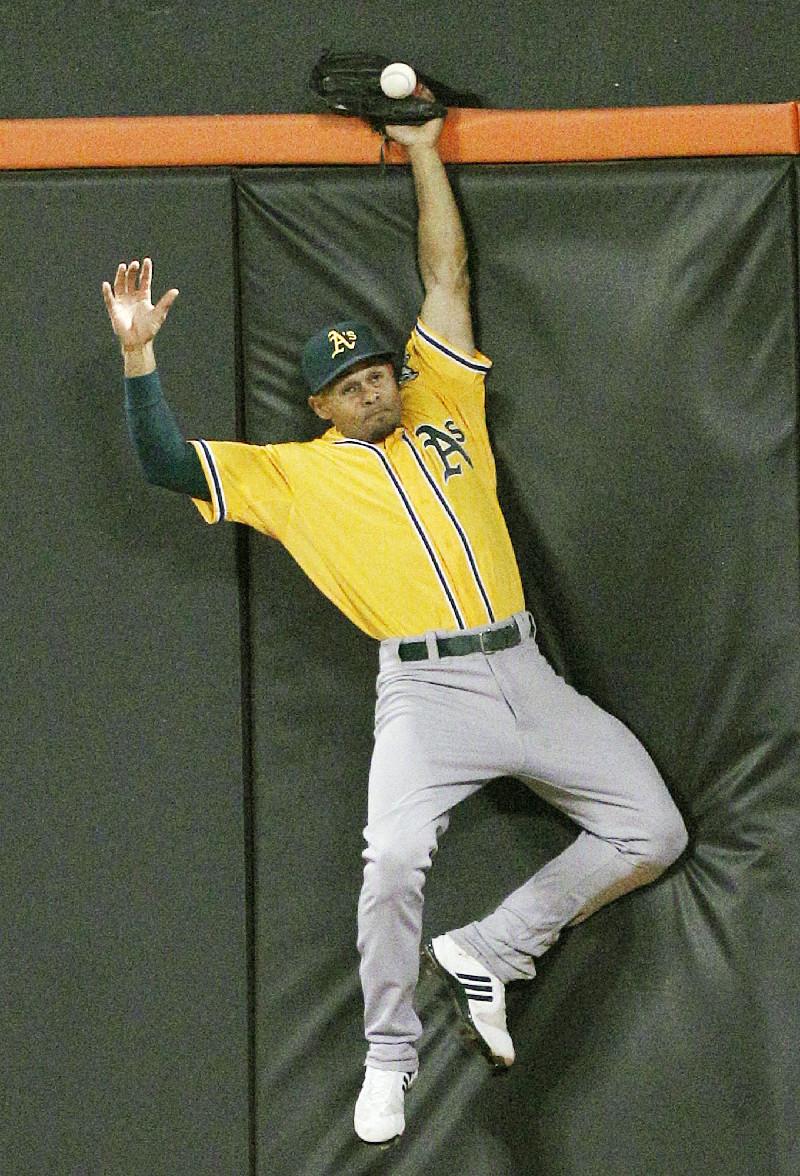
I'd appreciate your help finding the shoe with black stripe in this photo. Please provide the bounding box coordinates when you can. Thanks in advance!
[354,1066,417,1144]
[423,934,514,1071]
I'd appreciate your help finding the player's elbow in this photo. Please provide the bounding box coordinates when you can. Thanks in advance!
[138,459,177,493]
[423,260,470,302]
[136,441,200,496]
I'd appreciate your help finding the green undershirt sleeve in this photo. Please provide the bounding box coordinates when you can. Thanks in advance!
[124,370,210,501]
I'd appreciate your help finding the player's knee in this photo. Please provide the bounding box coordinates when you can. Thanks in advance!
[637,808,688,876]
[362,832,437,901]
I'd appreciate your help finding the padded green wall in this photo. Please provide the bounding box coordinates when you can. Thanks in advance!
[235,159,800,1174]
[1,173,249,1175]
[2,157,798,1174]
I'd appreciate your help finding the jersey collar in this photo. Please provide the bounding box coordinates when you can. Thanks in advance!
[323,423,405,445]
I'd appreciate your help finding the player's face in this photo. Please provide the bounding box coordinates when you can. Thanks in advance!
[309,360,403,442]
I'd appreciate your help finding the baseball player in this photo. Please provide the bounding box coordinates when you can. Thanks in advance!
[103,110,688,1146]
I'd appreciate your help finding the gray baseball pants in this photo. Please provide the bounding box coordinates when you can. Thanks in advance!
[358,611,688,1072]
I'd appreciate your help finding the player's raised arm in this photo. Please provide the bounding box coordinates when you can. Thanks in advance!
[385,104,474,356]
[101,258,208,500]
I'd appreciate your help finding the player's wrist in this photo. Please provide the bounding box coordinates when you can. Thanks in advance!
[122,339,156,377]
[406,142,444,174]
[406,139,440,158]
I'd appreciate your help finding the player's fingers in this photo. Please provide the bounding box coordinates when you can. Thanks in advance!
[101,281,115,313]
[125,259,140,296]
[140,256,153,294]
[113,262,127,297]
[153,287,179,323]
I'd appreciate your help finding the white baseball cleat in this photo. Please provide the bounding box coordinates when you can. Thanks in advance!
[354,1066,418,1144]
[424,934,515,1070]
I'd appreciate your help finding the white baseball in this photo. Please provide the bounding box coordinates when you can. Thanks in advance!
[380,62,417,100]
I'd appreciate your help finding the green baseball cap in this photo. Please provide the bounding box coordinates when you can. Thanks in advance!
[301,320,394,395]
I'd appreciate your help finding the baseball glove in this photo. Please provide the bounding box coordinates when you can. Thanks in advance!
[309,51,482,133]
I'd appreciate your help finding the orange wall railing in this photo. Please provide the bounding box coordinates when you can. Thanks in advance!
[0,102,798,170]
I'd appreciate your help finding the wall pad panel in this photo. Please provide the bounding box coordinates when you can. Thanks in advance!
[1,171,249,1176]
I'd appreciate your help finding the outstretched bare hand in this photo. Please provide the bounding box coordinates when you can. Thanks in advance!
[102,258,179,349]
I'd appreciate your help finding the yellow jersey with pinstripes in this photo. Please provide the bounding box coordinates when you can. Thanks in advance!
[189,319,525,639]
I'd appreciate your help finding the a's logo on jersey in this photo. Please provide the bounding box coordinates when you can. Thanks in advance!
[415,420,473,482]
[328,329,358,358]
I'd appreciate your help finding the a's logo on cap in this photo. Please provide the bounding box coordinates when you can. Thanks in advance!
[328,328,358,358]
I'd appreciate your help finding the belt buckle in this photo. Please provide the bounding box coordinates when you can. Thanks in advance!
[483,619,518,655]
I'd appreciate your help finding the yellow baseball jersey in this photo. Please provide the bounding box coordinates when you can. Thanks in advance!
[190,320,525,639]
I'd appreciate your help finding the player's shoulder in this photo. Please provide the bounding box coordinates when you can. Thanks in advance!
[266,435,335,468]
[404,318,492,380]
